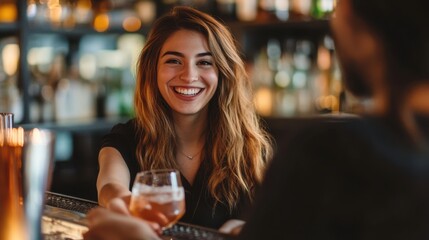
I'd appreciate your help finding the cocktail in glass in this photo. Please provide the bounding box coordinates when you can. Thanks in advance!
[129,169,185,229]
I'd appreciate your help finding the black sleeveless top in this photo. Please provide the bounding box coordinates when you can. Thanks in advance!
[100,119,250,229]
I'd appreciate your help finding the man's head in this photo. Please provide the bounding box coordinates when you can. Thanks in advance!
[331,0,429,100]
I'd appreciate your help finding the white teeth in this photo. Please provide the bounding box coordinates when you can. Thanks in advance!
[174,87,201,96]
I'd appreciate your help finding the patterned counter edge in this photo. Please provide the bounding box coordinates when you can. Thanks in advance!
[43,191,236,240]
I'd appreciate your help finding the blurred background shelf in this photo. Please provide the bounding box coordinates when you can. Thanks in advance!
[0,23,19,33]
[18,116,127,132]
[1,0,344,201]
[228,18,330,30]
[26,26,150,36]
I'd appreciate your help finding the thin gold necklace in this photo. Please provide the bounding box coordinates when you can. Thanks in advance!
[180,148,202,160]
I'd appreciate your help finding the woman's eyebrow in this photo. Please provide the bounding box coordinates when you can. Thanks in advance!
[162,51,183,57]
[196,52,212,57]
[161,51,212,57]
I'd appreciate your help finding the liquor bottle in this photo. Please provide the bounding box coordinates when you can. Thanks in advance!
[290,0,312,20]
[275,0,290,21]
[236,0,258,21]
[311,0,336,19]
[215,0,236,21]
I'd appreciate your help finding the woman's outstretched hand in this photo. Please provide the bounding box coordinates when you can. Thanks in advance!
[83,207,162,240]
[106,196,131,215]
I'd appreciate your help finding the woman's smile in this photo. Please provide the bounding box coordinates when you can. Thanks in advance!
[173,87,204,97]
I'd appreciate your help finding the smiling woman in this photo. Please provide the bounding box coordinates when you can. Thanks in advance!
[157,29,219,116]
[93,5,274,233]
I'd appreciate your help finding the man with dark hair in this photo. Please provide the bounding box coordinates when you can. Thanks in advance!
[238,0,429,239]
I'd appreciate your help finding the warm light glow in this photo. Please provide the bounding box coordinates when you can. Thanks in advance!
[76,0,92,9]
[316,95,339,111]
[315,72,329,96]
[29,128,43,144]
[48,0,62,25]
[75,0,93,24]
[291,0,312,15]
[94,13,110,32]
[236,0,258,21]
[122,16,142,32]
[317,46,331,71]
[4,207,28,240]
[254,87,273,116]
[0,3,17,22]
[135,0,156,24]
[2,43,20,76]
[0,127,24,147]
[47,0,60,10]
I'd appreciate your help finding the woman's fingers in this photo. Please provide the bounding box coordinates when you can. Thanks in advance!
[107,197,130,215]
[218,219,245,236]
[84,207,162,240]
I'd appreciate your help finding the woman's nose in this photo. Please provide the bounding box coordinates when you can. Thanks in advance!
[179,65,198,82]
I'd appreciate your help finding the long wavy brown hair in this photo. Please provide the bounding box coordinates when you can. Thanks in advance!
[134,6,273,211]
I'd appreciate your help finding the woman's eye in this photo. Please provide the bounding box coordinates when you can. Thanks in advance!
[198,60,213,66]
[166,59,181,64]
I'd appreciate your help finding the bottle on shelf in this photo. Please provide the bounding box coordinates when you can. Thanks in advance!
[312,35,342,113]
[0,38,22,122]
[311,0,337,19]
[250,35,342,117]
[134,0,157,24]
[56,66,95,121]
[10,0,340,123]
[290,0,312,20]
[274,0,290,21]
[73,0,94,27]
[236,0,258,21]
[257,0,276,21]
[215,0,237,21]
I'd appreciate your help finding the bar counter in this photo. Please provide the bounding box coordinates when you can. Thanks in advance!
[43,192,235,240]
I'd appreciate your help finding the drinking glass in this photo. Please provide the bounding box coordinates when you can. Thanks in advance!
[0,127,25,239]
[129,169,185,229]
[0,127,55,240]
[0,113,13,133]
[23,128,55,239]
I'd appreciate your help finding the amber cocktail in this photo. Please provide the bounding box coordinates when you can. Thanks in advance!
[129,169,185,229]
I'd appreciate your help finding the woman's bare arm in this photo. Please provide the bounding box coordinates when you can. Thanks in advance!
[97,147,132,209]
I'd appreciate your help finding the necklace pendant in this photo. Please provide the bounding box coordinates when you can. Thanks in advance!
[180,148,202,160]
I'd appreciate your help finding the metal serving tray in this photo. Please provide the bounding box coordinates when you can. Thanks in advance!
[43,192,235,240]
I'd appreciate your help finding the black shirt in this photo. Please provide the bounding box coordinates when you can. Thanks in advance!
[101,119,249,229]
[239,115,429,240]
